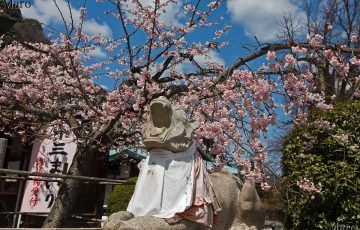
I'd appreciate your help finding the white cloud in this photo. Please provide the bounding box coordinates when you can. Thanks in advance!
[99,84,110,91]
[81,19,112,37]
[157,0,183,27]
[142,50,225,80]
[88,46,107,58]
[21,0,112,37]
[194,50,225,67]
[175,50,225,74]
[125,0,183,27]
[227,0,305,41]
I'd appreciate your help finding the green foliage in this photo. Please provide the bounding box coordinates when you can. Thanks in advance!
[0,0,22,19]
[282,100,360,229]
[0,2,44,46]
[21,18,42,27]
[106,177,137,215]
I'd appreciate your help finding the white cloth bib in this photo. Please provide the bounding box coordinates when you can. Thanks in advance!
[127,144,196,218]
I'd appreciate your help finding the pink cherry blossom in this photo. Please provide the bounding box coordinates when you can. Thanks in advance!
[351,34,358,43]
[315,34,324,41]
[0,0,358,195]
[326,23,333,31]
[266,50,276,61]
[349,56,360,65]
[297,178,322,194]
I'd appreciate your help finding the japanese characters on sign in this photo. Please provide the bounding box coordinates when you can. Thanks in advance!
[28,157,44,207]
[20,128,76,213]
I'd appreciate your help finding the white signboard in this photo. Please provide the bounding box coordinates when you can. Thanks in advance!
[20,130,76,213]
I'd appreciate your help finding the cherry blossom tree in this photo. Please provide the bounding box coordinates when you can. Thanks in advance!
[276,0,360,104]
[269,0,360,188]
[0,0,359,227]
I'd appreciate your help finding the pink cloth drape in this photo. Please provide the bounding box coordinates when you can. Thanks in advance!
[175,152,222,227]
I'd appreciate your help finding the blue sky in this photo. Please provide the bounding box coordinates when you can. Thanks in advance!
[20,0,305,94]
[19,0,302,164]
[20,0,306,72]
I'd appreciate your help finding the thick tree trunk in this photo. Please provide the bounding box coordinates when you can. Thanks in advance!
[42,142,98,227]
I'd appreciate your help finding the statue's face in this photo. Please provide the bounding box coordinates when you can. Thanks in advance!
[149,96,172,137]
[143,96,196,152]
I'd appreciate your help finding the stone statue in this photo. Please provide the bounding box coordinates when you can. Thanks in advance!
[142,96,200,152]
[103,96,265,230]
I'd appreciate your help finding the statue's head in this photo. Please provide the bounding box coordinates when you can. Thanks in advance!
[142,96,199,152]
